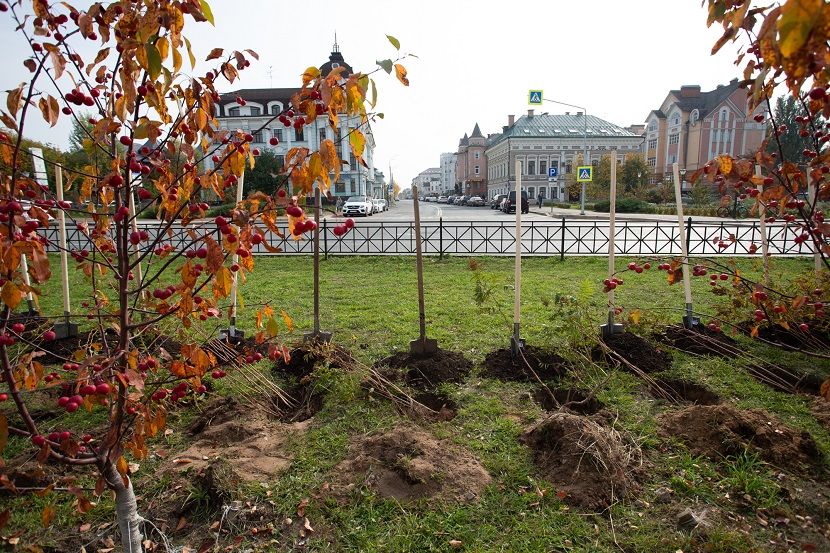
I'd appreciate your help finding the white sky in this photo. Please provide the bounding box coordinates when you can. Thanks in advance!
[1,0,746,186]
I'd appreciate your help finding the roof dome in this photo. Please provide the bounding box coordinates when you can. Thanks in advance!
[319,37,353,78]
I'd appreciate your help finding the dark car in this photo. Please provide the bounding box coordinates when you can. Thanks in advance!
[458,195,470,206]
[491,194,507,209]
[501,191,529,214]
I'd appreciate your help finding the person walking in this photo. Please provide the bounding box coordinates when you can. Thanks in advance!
[335,197,343,216]
[537,193,543,209]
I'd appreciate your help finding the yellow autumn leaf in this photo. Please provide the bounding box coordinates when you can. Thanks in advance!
[349,129,365,159]
[280,309,293,332]
[778,0,822,58]
[267,316,279,337]
[41,504,55,528]
[302,66,320,86]
[213,266,234,299]
[718,154,733,175]
[629,309,641,325]
[1,281,22,309]
[394,63,409,86]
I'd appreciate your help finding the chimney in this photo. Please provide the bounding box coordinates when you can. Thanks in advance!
[576,111,583,116]
[565,111,570,115]
[508,114,515,127]
[528,109,534,117]
[680,85,701,97]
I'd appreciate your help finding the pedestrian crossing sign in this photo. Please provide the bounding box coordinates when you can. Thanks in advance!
[577,166,593,182]
[528,90,543,105]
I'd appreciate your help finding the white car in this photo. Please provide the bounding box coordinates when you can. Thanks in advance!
[378,199,388,211]
[437,196,448,203]
[343,195,373,217]
[371,198,384,214]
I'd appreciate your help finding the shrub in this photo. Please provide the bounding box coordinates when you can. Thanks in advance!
[593,199,653,213]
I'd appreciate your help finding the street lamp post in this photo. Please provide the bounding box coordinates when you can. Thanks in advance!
[535,96,588,214]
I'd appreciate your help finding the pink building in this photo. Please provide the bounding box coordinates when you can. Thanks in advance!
[455,123,488,198]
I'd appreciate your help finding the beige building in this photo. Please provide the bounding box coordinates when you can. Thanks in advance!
[645,79,765,186]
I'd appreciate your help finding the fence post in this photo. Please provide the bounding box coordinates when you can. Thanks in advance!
[560,216,566,262]
[439,217,443,260]
[323,218,328,259]
[686,216,692,255]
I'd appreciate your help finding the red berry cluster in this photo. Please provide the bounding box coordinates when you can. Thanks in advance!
[626,261,651,274]
[602,277,623,292]
[333,218,355,237]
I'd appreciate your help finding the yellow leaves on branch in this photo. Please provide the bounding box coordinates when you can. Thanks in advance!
[302,66,321,86]
[213,266,234,299]
[777,0,824,58]
[350,130,366,160]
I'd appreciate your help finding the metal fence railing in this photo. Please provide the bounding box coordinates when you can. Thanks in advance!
[38,218,816,258]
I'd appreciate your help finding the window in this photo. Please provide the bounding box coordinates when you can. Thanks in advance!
[474,165,480,175]
[669,133,679,145]
[272,129,283,142]
[647,157,656,168]
[349,178,355,194]
[335,182,345,194]
[648,139,657,149]
[319,128,327,143]
[474,151,480,159]
[349,153,356,168]
[295,127,304,141]
[252,129,264,143]
[552,187,558,199]
[528,187,535,197]
[249,107,261,116]
[648,122,657,131]
[527,160,535,175]
[228,107,240,117]
[539,160,547,175]
[565,161,572,174]
[270,105,281,115]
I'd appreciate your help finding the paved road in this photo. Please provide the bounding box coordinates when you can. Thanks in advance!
[46,200,816,257]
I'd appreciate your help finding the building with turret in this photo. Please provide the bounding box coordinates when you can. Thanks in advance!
[208,40,377,199]
[455,123,488,198]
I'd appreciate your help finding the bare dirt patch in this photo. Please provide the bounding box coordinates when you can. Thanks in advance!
[599,332,672,373]
[812,398,830,431]
[327,425,490,503]
[377,349,472,390]
[659,404,822,470]
[170,396,306,482]
[275,343,356,380]
[520,412,644,511]
[409,391,458,421]
[533,387,605,415]
[648,378,721,405]
[657,324,739,357]
[746,363,826,396]
[482,346,571,382]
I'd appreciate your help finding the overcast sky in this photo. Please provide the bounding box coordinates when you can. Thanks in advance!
[1,0,747,186]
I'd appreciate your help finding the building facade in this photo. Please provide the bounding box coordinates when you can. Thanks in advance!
[207,42,377,199]
[455,124,488,198]
[439,152,456,195]
[411,167,441,196]
[485,110,643,201]
[644,79,765,185]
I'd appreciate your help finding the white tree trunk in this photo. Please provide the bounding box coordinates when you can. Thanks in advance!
[105,464,144,553]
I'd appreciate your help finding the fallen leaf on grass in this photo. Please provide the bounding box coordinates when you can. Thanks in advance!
[296,497,309,517]
[175,516,187,531]
[79,523,91,532]
[449,539,463,548]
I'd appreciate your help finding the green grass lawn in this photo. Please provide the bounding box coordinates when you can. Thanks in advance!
[4,254,830,552]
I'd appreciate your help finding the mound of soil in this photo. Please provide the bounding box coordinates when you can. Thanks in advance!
[377,349,472,390]
[745,322,830,352]
[657,324,738,357]
[172,396,306,481]
[482,346,570,382]
[533,387,605,415]
[409,391,458,422]
[520,412,643,511]
[648,378,721,405]
[659,404,821,470]
[600,332,671,373]
[274,343,355,379]
[745,363,826,396]
[328,425,490,503]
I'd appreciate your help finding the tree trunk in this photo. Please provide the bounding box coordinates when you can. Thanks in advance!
[105,464,144,553]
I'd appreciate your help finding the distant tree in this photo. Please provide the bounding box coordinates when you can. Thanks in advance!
[245,149,288,195]
[620,154,651,195]
[766,95,823,165]
[689,181,714,207]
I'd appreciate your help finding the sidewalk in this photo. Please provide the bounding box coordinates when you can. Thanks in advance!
[528,205,741,223]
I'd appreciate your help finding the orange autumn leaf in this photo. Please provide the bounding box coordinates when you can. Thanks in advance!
[394,63,409,86]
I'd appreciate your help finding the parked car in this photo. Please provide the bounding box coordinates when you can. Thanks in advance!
[501,191,529,214]
[371,198,385,214]
[343,195,374,217]
[379,199,388,211]
[437,196,448,203]
[457,195,470,206]
[447,195,457,205]
[467,196,485,207]
[490,194,507,209]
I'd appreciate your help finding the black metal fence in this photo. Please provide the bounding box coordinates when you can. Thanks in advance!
[39,218,817,258]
